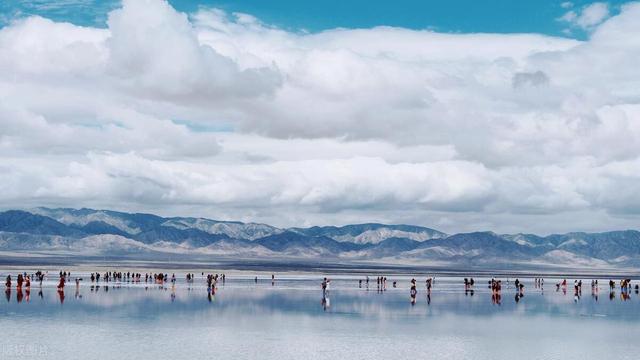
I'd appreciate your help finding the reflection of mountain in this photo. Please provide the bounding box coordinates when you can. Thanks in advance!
[2,208,640,268]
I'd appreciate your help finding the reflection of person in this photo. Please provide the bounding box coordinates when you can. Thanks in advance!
[58,289,65,304]
[321,295,330,311]
[75,279,82,299]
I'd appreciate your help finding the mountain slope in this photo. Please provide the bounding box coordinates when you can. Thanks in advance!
[0,210,86,237]
[290,223,446,244]
[254,231,365,256]
[1,208,640,268]
[162,217,282,240]
[31,208,164,235]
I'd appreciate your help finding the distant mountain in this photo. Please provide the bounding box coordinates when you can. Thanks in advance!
[31,208,164,235]
[255,231,364,255]
[1,207,640,269]
[409,232,549,263]
[32,207,282,240]
[290,223,446,244]
[0,210,85,238]
[344,237,423,258]
[500,233,551,247]
[545,231,640,260]
[133,227,232,248]
[161,217,282,240]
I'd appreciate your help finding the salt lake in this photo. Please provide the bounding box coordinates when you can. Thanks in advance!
[1,271,640,360]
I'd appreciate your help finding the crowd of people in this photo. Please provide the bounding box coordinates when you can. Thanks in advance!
[4,270,640,307]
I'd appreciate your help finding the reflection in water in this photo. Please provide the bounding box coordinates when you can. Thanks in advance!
[3,273,640,360]
[409,278,417,305]
[2,273,640,315]
[321,295,330,311]
[321,278,331,311]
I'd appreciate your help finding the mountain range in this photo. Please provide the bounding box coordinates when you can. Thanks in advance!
[1,208,639,269]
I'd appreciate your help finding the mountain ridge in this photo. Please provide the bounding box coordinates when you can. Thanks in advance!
[2,207,640,268]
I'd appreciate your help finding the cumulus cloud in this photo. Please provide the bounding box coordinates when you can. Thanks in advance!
[0,0,640,234]
[106,0,281,102]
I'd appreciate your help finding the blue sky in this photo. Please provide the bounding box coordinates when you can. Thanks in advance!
[0,0,626,38]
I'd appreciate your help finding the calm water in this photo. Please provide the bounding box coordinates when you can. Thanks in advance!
[1,271,640,360]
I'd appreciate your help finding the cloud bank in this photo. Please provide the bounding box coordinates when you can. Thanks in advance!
[1,0,640,234]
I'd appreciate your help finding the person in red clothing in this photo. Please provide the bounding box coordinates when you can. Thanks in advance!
[57,276,65,290]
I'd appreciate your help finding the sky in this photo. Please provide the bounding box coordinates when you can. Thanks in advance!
[0,0,639,235]
[0,0,628,37]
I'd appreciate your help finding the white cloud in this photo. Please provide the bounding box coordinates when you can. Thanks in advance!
[560,2,610,30]
[106,0,281,102]
[0,0,640,234]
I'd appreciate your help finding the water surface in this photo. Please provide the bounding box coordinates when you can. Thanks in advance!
[1,271,639,360]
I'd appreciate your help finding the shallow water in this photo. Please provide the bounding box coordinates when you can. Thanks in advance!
[1,271,639,360]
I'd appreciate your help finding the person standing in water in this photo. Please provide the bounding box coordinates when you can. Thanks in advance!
[57,275,65,290]
[410,278,417,305]
[321,278,328,297]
